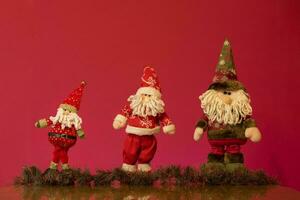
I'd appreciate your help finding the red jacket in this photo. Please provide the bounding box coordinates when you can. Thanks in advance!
[44,118,77,148]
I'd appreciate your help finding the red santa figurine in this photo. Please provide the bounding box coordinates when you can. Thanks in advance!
[35,81,87,170]
[113,66,176,172]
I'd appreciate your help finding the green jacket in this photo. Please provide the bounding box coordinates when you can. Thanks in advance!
[196,116,256,140]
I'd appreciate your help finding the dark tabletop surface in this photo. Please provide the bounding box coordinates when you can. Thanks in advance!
[0,185,300,200]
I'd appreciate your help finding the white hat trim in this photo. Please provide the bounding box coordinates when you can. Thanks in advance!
[136,87,161,98]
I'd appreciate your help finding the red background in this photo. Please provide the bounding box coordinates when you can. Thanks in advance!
[0,0,300,190]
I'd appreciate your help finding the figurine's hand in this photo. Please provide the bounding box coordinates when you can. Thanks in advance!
[113,115,127,130]
[245,127,262,142]
[113,120,123,129]
[114,119,127,129]
[163,124,176,134]
[193,127,204,142]
[77,129,85,139]
[35,119,47,128]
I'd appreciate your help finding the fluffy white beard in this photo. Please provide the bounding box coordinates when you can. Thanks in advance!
[49,108,82,130]
[128,94,165,117]
[200,89,252,125]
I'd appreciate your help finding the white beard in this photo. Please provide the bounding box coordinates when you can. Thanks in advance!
[200,89,252,125]
[128,94,165,117]
[49,108,82,130]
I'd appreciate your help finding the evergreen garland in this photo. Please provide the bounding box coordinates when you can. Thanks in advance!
[15,164,277,187]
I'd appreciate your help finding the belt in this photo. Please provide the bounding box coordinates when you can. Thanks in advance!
[48,132,76,140]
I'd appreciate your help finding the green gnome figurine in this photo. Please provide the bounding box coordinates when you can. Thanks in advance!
[194,39,262,168]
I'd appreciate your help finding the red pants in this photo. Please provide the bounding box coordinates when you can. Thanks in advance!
[52,145,69,164]
[208,139,247,155]
[123,134,157,165]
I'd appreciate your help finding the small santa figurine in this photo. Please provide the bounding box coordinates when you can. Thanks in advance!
[194,40,262,165]
[113,66,176,172]
[35,81,87,170]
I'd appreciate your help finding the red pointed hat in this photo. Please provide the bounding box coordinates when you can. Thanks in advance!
[136,66,162,97]
[59,81,87,113]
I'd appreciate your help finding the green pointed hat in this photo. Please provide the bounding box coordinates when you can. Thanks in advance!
[209,39,246,91]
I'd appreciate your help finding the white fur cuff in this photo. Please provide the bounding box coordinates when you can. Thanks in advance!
[136,87,161,98]
[114,114,127,123]
[122,163,136,172]
[137,163,151,172]
[126,125,160,135]
[163,124,176,134]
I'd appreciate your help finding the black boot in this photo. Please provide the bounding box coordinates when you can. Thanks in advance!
[225,153,245,172]
[207,153,225,163]
[225,153,244,163]
[201,154,226,184]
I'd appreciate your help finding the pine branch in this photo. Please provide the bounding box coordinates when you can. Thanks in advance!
[14,164,278,187]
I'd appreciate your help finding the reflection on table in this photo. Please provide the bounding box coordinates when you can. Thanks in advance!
[0,185,299,200]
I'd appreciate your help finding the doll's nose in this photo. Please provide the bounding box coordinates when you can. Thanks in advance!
[63,110,70,115]
[142,97,146,102]
[223,96,232,105]
[142,95,150,102]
